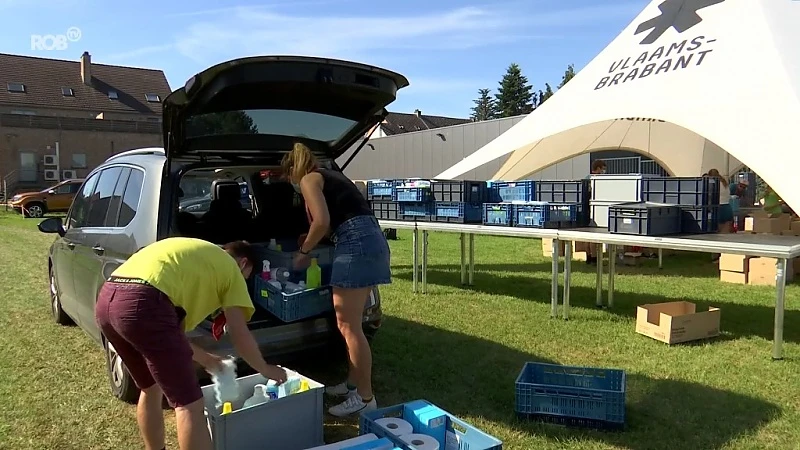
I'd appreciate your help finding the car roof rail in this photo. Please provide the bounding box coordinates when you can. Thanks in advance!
[105,147,165,162]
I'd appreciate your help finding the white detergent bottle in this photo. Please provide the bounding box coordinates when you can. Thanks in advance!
[261,260,272,281]
[211,359,239,407]
[268,239,278,250]
[242,384,270,409]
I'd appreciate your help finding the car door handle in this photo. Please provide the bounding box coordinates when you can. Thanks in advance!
[66,242,75,250]
[92,246,105,255]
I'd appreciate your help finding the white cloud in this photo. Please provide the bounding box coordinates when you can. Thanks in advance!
[107,3,642,66]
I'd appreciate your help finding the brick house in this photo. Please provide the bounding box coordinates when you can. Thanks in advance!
[0,51,171,194]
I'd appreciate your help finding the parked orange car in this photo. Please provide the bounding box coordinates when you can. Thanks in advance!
[8,179,84,218]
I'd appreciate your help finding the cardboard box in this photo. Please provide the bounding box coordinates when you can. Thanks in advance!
[719,254,750,273]
[748,257,795,286]
[541,238,565,257]
[636,301,721,344]
[751,214,792,234]
[720,270,747,284]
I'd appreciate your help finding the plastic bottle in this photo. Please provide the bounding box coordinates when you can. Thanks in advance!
[276,244,282,252]
[242,384,270,409]
[210,359,239,407]
[261,260,272,281]
[268,239,278,250]
[283,282,302,294]
[271,267,291,284]
[305,258,322,288]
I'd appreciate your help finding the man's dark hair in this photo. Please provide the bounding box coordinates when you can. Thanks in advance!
[222,240,258,267]
[591,160,607,172]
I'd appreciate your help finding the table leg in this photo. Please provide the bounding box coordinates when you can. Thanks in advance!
[658,248,663,269]
[551,239,560,318]
[412,228,419,293]
[773,258,788,360]
[596,243,603,308]
[422,230,429,294]
[460,233,467,285]
[468,233,475,286]
[608,244,616,308]
[563,241,572,320]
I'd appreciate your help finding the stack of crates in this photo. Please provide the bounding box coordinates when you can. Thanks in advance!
[394,180,434,221]
[430,180,489,223]
[640,177,720,234]
[367,180,400,220]
[535,180,591,227]
[482,180,535,227]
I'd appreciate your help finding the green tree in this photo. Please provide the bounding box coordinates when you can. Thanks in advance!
[186,110,259,136]
[495,63,534,117]
[557,64,576,89]
[470,88,497,121]
[538,83,555,106]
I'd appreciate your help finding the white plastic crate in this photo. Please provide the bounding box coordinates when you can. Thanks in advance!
[590,174,648,203]
[202,370,324,450]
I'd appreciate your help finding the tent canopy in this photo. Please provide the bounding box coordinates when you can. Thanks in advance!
[438,0,800,210]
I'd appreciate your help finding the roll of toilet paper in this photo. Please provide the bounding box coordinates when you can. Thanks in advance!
[374,417,414,436]
[400,433,440,450]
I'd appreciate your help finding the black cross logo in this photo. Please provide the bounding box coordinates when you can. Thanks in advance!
[634,0,725,45]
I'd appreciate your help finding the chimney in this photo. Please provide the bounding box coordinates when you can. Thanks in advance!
[414,109,422,117]
[80,51,91,85]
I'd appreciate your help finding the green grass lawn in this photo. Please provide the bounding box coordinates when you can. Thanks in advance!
[1,209,799,449]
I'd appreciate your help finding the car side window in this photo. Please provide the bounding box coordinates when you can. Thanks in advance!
[85,167,123,228]
[69,182,81,194]
[118,169,144,227]
[104,168,131,227]
[55,184,72,194]
[66,173,101,230]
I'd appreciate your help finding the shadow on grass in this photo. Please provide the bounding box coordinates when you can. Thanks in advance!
[391,268,800,344]
[293,317,780,449]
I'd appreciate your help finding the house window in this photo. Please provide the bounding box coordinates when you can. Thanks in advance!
[72,153,87,169]
[7,83,26,93]
[108,90,118,100]
[61,87,74,96]
[145,93,161,102]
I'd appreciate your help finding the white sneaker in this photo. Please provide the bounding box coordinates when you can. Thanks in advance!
[325,381,356,398]
[328,393,377,417]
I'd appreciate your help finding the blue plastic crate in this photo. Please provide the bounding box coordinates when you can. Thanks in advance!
[681,205,720,233]
[398,202,433,222]
[394,187,433,202]
[253,276,333,323]
[514,202,578,228]
[641,176,720,206]
[515,362,626,430]
[360,399,503,450]
[367,180,399,200]
[492,180,535,202]
[483,203,514,226]
[430,180,489,203]
[433,202,483,224]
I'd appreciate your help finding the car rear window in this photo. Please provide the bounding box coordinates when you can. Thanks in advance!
[185,109,357,144]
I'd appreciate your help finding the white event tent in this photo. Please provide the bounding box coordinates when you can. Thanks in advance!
[437,0,800,211]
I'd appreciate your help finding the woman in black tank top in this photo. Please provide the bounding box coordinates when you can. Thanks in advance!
[282,142,390,418]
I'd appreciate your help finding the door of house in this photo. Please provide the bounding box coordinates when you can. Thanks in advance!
[19,152,37,182]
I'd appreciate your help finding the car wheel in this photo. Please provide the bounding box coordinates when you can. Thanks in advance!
[49,267,73,325]
[104,337,140,404]
[25,202,45,218]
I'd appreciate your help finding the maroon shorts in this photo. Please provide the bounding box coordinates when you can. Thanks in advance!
[95,278,202,408]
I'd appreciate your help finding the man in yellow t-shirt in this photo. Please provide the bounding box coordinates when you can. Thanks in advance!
[95,238,287,450]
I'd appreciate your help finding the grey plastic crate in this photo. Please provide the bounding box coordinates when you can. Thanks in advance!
[202,370,324,450]
[590,174,648,202]
[608,202,682,236]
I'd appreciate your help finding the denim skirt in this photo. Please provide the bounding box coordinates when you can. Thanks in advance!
[330,215,392,289]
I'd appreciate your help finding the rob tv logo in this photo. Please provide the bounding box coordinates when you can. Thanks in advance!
[31,27,81,51]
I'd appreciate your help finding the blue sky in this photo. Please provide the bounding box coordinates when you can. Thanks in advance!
[1,0,650,118]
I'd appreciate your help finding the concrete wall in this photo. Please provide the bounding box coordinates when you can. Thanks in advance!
[337,115,591,181]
